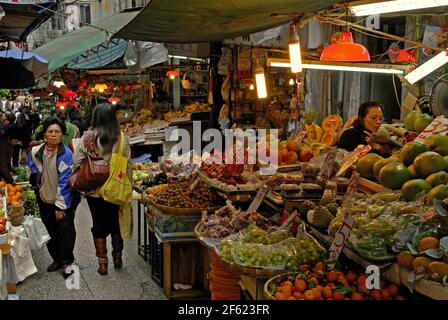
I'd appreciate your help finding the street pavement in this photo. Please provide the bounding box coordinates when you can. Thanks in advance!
[16,198,167,300]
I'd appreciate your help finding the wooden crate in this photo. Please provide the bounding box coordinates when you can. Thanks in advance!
[162,240,210,299]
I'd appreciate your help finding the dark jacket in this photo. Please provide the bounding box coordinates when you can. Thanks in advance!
[0,135,14,183]
[337,118,368,152]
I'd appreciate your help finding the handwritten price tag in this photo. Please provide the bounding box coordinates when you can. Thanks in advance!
[327,212,354,270]
[246,184,270,213]
[345,171,360,196]
[336,144,372,177]
[320,149,337,186]
[189,177,200,192]
[294,130,307,143]
[414,116,448,143]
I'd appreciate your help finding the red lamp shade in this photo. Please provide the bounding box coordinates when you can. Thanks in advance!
[166,70,179,79]
[56,101,68,109]
[108,97,121,105]
[320,31,370,62]
[63,89,77,100]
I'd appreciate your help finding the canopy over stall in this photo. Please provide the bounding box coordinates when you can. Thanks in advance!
[113,0,342,43]
[33,9,139,75]
[0,1,59,42]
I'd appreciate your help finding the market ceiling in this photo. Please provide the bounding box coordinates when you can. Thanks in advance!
[113,0,344,43]
[0,1,59,42]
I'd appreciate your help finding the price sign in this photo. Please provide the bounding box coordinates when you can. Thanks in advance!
[280,210,299,229]
[414,116,448,143]
[336,144,372,177]
[327,212,354,270]
[345,171,360,196]
[320,149,337,186]
[246,184,270,213]
[189,177,200,192]
[294,130,307,143]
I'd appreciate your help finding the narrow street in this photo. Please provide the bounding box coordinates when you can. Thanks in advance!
[16,199,166,300]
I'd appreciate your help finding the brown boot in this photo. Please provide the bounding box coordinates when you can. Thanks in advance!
[93,238,108,275]
[111,233,123,269]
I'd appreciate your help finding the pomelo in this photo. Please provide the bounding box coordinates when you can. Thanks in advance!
[378,162,411,190]
[399,142,428,166]
[427,184,448,203]
[425,171,448,188]
[424,134,448,156]
[401,179,432,201]
[413,151,446,178]
[414,114,434,133]
[404,110,421,132]
[373,157,400,181]
[356,153,383,180]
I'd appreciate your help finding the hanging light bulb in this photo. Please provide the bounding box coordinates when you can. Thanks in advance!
[108,97,121,105]
[289,78,295,86]
[94,83,108,93]
[249,83,254,90]
[166,70,179,80]
[320,31,370,62]
[255,61,267,99]
[289,23,302,73]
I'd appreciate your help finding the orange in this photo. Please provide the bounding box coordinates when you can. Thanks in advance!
[15,192,22,199]
[327,270,339,282]
[322,286,333,299]
[303,290,316,300]
[381,289,392,300]
[278,285,293,297]
[370,289,383,300]
[0,181,5,187]
[311,288,322,299]
[333,292,345,301]
[314,262,325,271]
[350,292,365,300]
[14,185,23,192]
[10,201,21,207]
[274,292,288,300]
[346,271,358,283]
[286,296,296,300]
[293,292,303,299]
[385,284,399,298]
[294,279,307,293]
[280,281,293,288]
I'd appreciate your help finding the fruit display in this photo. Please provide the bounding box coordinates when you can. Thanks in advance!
[24,189,38,216]
[327,192,424,260]
[145,181,223,209]
[199,201,274,239]
[184,102,209,113]
[307,201,340,230]
[164,109,189,121]
[404,110,434,134]
[219,236,323,269]
[267,263,407,300]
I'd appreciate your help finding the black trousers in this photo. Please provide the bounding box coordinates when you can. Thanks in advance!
[86,196,120,238]
[37,196,76,265]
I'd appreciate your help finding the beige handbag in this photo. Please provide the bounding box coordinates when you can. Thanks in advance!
[181,70,200,90]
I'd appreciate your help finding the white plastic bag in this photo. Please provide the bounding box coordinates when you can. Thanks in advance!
[9,228,37,283]
[23,216,50,251]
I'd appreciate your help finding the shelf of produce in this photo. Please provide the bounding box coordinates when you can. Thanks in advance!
[384,263,448,300]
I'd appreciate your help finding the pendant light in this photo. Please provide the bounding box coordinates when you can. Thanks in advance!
[94,83,108,93]
[289,23,303,73]
[255,59,267,99]
[249,83,254,90]
[289,78,295,86]
[320,31,370,62]
[166,70,179,80]
[108,97,121,105]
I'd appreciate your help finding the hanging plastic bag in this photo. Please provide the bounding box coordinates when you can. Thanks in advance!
[119,203,133,241]
[8,227,37,283]
[99,133,132,206]
[23,216,50,251]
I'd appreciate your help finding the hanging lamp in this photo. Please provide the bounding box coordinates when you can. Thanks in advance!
[320,31,370,62]
[166,70,179,80]
[108,97,121,105]
[94,83,108,93]
[289,23,303,73]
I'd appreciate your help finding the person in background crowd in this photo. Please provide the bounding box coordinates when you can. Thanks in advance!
[0,124,21,183]
[73,103,131,276]
[338,101,384,152]
[68,108,87,136]
[27,117,77,278]
[55,108,80,148]
[15,106,33,165]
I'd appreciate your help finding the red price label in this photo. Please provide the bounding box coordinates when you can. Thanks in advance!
[327,213,354,270]
[294,130,307,143]
[345,172,360,196]
[414,116,448,143]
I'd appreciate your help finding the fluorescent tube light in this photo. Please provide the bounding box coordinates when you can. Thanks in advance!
[405,49,448,84]
[169,55,205,62]
[255,67,267,99]
[269,61,405,74]
[350,0,448,16]
[289,24,303,73]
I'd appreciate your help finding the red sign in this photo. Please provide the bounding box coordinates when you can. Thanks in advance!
[336,144,372,177]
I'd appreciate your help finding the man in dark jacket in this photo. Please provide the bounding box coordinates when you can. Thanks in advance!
[0,124,21,183]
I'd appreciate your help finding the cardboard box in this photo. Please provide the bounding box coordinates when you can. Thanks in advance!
[153,209,202,242]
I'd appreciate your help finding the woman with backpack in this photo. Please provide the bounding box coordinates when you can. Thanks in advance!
[73,103,131,276]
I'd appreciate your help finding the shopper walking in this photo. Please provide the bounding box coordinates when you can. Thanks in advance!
[27,116,77,278]
[73,103,131,276]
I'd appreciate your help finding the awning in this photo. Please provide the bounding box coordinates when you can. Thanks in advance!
[113,0,342,43]
[0,1,59,42]
[33,10,139,75]
[67,39,128,70]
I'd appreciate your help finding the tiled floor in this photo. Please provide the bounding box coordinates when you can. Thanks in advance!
[16,199,166,300]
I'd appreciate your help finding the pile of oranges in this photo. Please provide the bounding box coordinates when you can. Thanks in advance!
[0,182,24,207]
[270,263,405,300]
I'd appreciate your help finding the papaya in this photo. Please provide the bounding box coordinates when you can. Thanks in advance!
[427,262,448,282]
[321,132,338,146]
[321,115,342,132]
[412,257,434,275]
[306,124,323,143]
